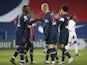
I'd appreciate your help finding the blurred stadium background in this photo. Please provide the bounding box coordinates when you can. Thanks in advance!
[0,0,87,65]
[0,0,87,49]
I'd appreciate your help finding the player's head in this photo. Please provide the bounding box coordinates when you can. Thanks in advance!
[41,3,49,13]
[53,10,59,19]
[70,14,76,21]
[22,5,30,14]
[60,4,68,15]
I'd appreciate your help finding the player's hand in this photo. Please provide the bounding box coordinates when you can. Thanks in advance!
[32,23,37,27]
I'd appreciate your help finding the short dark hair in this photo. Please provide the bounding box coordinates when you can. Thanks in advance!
[22,5,28,12]
[61,5,68,12]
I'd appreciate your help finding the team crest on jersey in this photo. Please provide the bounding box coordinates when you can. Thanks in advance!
[24,16,28,22]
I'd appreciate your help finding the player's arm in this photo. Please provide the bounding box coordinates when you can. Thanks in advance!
[27,17,43,28]
[26,17,44,29]
[55,18,61,25]
[14,15,19,25]
[23,15,35,29]
[29,16,44,25]
[26,20,36,29]
[27,23,36,29]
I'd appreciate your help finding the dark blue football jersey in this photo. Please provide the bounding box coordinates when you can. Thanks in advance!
[59,14,70,45]
[44,12,60,44]
[15,12,30,34]
[44,12,53,37]
[60,14,70,31]
[44,12,60,37]
[15,12,30,45]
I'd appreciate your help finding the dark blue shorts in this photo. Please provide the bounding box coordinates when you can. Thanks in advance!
[59,29,69,45]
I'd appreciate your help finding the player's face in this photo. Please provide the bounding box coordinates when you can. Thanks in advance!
[73,15,76,21]
[54,14,59,19]
[41,4,47,13]
[25,7,30,14]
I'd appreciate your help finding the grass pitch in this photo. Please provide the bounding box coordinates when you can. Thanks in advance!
[0,49,87,65]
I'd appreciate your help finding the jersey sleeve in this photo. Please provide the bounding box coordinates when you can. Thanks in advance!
[59,16,65,26]
[15,15,21,27]
[23,15,29,22]
[23,15,36,25]
[28,19,37,25]
[59,15,70,28]
[60,17,65,22]
[23,15,31,28]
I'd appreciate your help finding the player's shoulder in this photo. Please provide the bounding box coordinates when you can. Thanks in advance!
[44,12,53,23]
[60,14,69,22]
[20,12,27,18]
[45,11,52,18]
[62,14,70,19]
[21,13,29,22]
[69,19,76,24]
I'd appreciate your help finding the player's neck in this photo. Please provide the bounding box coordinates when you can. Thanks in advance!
[62,12,68,15]
[45,10,50,14]
[23,12,29,16]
